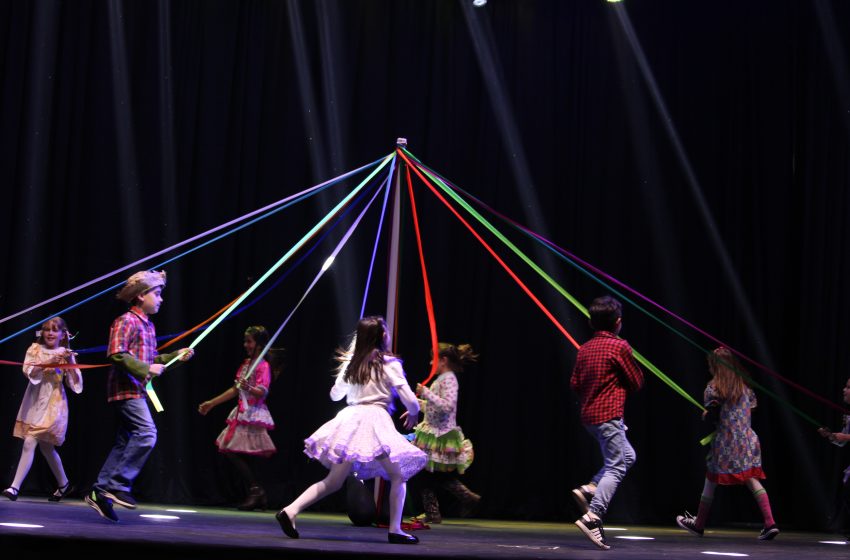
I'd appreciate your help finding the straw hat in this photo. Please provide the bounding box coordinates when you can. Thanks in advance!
[116,270,167,303]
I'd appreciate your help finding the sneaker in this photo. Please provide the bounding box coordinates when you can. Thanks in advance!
[85,489,119,523]
[102,489,137,509]
[758,525,779,540]
[571,485,594,516]
[575,514,610,550]
[676,511,704,536]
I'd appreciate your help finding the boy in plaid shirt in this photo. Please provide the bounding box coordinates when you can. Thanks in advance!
[570,296,643,549]
[85,270,194,522]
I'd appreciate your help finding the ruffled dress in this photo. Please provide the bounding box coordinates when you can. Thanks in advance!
[303,357,426,482]
[14,344,83,446]
[215,359,276,457]
[413,371,474,474]
[705,384,766,485]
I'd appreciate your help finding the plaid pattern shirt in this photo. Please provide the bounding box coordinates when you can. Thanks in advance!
[106,307,158,402]
[570,331,644,425]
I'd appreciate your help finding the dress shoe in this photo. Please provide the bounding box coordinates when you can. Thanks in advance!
[48,481,74,502]
[388,532,419,544]
[2,487,19,501]
[275,509,299,539]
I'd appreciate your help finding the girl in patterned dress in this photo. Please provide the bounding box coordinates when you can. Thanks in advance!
[409,342,480,524]
[676,347,779,540]
[2,317,82,502]
[275,316,426,544]
[198,326,280,510]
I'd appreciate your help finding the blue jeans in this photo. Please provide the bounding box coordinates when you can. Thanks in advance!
[95,398,157,493]
[585,418,636,517]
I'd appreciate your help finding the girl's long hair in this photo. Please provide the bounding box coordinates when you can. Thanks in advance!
[245,325,284,380]
[337,316,393,385]
[437,342,478,372]
[707,347,750,402]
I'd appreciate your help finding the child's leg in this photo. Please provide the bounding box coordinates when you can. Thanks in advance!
[586,420,636,518]
[9,437,39,490]
[377,456,409,536]
[745,478,775,527]
[37,441,69,488]
[694,478,717,530]
[283,462,351,523]
[226,453,257,487]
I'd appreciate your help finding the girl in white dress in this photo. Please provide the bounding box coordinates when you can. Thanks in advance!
[275,316,426,544]
[2,317,82,501]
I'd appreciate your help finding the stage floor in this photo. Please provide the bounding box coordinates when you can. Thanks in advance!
[1,497,848,559]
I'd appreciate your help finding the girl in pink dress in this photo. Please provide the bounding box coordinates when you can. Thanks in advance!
[198,326,281,510]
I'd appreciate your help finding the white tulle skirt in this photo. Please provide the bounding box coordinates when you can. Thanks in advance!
[304,404,426,481]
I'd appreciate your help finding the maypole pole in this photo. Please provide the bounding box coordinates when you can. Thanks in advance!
[385,137,407,350]
[374,137,407,521]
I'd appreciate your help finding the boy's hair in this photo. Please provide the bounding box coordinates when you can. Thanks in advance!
[588,296,622,332]
[337,316,393,385]
[707,347,750,402]
[436,342,478,373]
[244,325,284,380]
[37,316,71,347]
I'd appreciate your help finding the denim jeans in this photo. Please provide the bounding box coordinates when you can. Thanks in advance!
[585,418,636,517]
[95,398,157,493]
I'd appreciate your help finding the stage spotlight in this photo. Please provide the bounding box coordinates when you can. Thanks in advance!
[0,522,44,528]
[473,0,487,7]
[701,553,748,558]
[140,514,180,521]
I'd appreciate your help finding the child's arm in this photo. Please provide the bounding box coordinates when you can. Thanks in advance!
[198,387,238,415]
[818,426,850,447]
[108,352,153,381]
[416,374,457,415]
[236,361,271,398]
[398,383,421,430]
[21,344,45,384]
[62,348,83,394]
[617,343,644,391]
[154,348,195,367]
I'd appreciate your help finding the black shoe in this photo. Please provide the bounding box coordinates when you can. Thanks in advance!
[571,486,594,516]
[276,509,299,539]
[575,514,610,550]
[237,485,267,511]
[388,532,419,544]
[85,489,119,523]
[102,489,137,509]
[48,482,74,502]
[676,512,704,537]
[758,525,779,540]
[2,487,19,501]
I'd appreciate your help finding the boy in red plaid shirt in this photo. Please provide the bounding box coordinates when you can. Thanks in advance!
[570,296,643,550]
[85,270,194,522]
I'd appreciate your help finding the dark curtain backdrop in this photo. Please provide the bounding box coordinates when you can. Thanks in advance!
[1,0,849,529]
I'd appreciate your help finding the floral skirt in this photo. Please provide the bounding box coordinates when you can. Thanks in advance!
[413,426,474,474]
[304,404,426,481]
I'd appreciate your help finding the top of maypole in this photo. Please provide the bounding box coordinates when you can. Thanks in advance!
[396,137,408,148]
